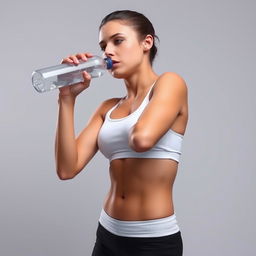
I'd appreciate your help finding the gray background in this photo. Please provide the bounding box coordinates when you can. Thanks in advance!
[0,0,255,255]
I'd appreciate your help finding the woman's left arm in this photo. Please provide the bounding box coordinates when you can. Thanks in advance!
[129,72,188,152]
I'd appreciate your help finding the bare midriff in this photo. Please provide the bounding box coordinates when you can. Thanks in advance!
[103,158,179,221]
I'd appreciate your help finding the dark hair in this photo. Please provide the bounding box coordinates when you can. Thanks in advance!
[99,10,159,65]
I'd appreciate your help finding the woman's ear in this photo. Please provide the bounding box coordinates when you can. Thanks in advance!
[142,34,154,51]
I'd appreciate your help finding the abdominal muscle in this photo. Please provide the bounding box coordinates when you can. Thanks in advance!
[103,158,179,221]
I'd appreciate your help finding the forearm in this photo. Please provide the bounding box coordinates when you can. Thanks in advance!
[55,95,77,179]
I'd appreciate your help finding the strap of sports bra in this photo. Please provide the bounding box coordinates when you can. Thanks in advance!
[123,80,156,101]
[106,80,157,118]
[147,80,157,99]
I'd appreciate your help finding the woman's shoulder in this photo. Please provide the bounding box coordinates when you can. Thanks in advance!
[97,97,123,118]
[101,97,123,108]
[154,71,188,95]
[157,71,187,86]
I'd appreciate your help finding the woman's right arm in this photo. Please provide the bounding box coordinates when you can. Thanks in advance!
[55,95,77,180]
[55,95,105,180]
[55,52,102,180]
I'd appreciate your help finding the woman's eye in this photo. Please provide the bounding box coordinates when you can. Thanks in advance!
[114,39,123,44]
[100,39,123,51]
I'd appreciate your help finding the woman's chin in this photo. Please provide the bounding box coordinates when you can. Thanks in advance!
[110,70,126,79]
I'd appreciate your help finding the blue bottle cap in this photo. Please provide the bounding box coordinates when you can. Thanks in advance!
[104,57,113,69]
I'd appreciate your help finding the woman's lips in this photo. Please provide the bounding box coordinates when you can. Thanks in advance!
[112,61,120,68]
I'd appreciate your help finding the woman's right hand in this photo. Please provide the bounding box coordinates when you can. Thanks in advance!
[59,52,94,98]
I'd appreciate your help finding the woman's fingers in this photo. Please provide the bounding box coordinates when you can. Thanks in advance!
[61,57,72,64]
[84,52,94,57]
[69,55,80,64]
[82,70,91,81]
[58,52,93,97]
[61,52,93,65]
[77,52,93,61]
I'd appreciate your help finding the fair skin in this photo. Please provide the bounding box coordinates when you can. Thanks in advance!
[55,20,188,220]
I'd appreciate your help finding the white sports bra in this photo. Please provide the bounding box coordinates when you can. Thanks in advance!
[97,82,184,163]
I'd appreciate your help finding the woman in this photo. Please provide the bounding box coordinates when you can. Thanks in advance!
[55,10,188,256]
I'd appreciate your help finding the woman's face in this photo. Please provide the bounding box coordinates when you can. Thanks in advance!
[99,20,146,78]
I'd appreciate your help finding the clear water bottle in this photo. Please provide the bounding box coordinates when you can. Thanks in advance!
[32,55,113,93]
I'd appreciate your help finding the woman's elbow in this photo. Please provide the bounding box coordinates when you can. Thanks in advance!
[129,133,153,152]
[56,168,76,180]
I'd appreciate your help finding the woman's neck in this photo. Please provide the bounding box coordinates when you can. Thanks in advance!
[123,65,159,99]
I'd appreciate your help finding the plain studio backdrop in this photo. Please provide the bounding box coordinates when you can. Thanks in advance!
[0,0,255,255]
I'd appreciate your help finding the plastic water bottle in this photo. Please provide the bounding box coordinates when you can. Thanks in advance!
[32,56,113,93]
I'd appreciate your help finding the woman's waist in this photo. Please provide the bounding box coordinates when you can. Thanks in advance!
[98,208,180,237]
[103,191,174,221]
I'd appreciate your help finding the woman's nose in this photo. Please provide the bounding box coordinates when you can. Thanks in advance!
[104,44,114,57]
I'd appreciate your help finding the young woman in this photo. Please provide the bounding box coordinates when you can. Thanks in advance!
[55,10,188,256]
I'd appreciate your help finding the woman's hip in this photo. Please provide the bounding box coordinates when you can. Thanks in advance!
[92,221,183,256]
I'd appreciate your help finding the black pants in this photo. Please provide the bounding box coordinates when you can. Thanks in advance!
[91,222,183,256]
